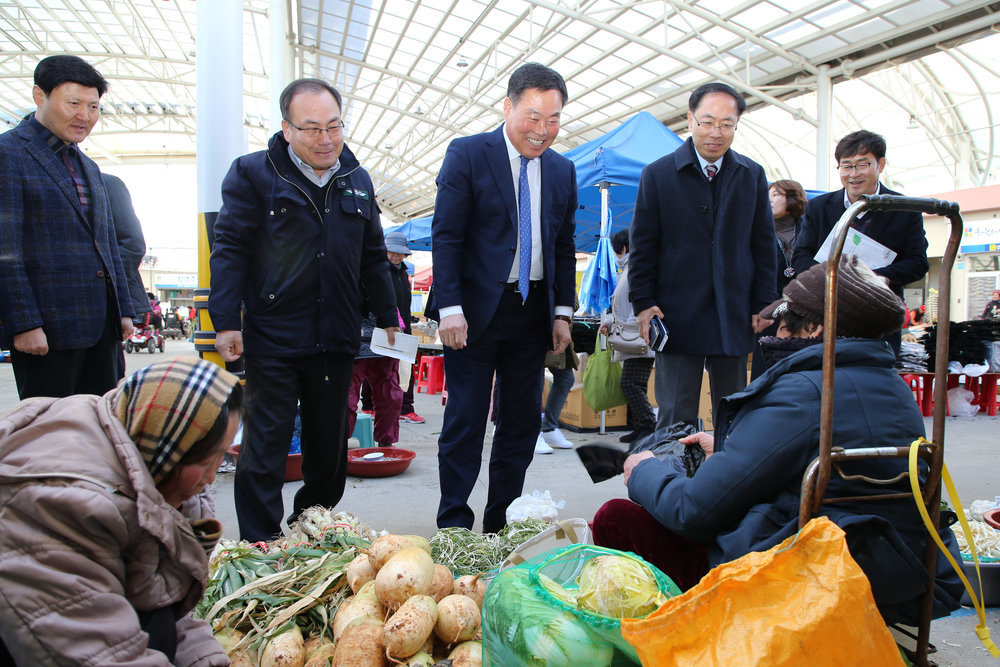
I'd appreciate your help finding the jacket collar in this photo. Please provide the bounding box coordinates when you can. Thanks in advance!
[673,136,753,174]
[266,130,362,181]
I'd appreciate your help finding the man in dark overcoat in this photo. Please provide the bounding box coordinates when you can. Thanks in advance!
[629,82,777,429]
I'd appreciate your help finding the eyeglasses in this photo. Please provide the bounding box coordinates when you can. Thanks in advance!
[838,161,873,174]
[287,121,345,137]
[693,117,737,133]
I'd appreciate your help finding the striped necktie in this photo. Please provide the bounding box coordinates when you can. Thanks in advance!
[705,163,718,181]
[517,156,531,302]
[61,145,90,216]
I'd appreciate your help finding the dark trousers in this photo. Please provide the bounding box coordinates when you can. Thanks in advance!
[593,498,709,591]
[10,307,121,399]
[347,357,402,444]
[654,352,747,430]
[235,352,354,542]
[621,357,655,428]
[437,287,549,532]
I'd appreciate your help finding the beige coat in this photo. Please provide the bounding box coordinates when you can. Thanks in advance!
[0,395,228,666]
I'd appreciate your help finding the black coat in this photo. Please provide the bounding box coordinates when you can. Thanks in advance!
[209,132,396,357]
[628,138,778,356]
[791,185,929,298]
[103,173,151,316]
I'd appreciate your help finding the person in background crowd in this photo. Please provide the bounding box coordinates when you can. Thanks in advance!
[0,358,242,665]
[103,172,151,380]
[593,257,962,627]
[386,232,426,425]
[0,55,134,399]
[629,82,777,430]
[209,78,398,542]
[534,295,582,454]
[346,291,405,448]
[428,63,577,533]
[792,130,928,359]
[599,229,656,443]
[981,290,1000,320]
[751,178,807,379]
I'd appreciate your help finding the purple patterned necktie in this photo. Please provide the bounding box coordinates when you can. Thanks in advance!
[517,155,531,302]
[61,145,89,216]
[705,163,717,181]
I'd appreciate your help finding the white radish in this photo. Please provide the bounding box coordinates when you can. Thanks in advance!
[345,552,377,594]
[430,564,454,602]
[375,547,434,610]
[448,640,483,667]
[381,594,439,661]
[453,574,487,608]
[368,534,432,570]
[434,594,481,644]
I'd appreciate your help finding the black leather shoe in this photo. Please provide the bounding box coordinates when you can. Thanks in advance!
[619,429,640,443]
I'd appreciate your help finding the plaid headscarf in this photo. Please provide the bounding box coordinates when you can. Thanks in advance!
[108,358,239,484]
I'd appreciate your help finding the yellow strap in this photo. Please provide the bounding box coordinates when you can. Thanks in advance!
[555,519,580,544]
[908,437,999,658]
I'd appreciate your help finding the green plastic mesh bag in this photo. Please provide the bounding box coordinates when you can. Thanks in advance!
[481,544,681,666]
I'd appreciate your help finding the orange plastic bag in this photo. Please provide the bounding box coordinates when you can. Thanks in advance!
[621,517,903,666]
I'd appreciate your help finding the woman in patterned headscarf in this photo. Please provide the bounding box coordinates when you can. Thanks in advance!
[0,358,243,666]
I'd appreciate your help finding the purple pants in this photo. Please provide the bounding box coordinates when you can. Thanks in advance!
[347,357,403,444]
[592,498,709,591]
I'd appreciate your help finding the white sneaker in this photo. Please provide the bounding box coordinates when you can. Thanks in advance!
[534,433,553,454]
[541,428,574,449]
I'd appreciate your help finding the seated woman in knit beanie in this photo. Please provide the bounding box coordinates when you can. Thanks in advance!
[592,256,963,626]
[0,358,243,666]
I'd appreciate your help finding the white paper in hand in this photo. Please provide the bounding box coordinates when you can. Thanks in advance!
[371,328,418,364]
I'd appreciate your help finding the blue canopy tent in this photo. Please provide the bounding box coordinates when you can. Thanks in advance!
[564,111,684,254]
[565,111,683,313]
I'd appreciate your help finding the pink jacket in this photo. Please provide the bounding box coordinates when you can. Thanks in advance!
[0,395,228,666]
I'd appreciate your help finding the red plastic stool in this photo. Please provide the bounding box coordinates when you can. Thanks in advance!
[977,373,999,416]
[416,355,445,395]
[441,376,448,405]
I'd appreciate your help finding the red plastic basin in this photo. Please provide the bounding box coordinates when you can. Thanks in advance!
[347,447,415,478]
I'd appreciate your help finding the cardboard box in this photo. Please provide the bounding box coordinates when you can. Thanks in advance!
[558,387,628,431]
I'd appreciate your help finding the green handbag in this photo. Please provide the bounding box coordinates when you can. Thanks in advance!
[583,336,626,411]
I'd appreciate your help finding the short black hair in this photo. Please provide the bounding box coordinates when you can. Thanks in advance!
[689,83,746,116]
[779,310,816,336]
[507,63,568,106]
[34,55,108,97]
[835,130,886,162]
[279,78,343,121]
[611,229,630,255]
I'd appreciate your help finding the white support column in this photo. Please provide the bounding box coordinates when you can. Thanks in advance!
[815,64,833,191]
[270,0,296,133]
[195,0,244,364]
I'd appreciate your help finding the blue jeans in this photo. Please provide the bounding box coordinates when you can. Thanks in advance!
[541,365,575,432]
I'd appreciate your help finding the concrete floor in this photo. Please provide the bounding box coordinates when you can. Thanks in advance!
[1,338,996,664]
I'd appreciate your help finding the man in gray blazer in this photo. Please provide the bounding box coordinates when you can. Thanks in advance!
[0,56,134,399]
[629,82,777,429]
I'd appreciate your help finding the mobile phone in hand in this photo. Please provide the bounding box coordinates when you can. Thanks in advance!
[649,316,669,352]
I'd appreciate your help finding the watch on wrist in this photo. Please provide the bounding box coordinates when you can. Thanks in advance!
[554,315,572,324]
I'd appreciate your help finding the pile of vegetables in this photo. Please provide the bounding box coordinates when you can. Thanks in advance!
[429,519,549,576]
[199,508,523,666]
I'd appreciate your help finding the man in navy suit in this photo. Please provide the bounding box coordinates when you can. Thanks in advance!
[791,130,928,356]
[0,56,134,399]
[429,63,577,532]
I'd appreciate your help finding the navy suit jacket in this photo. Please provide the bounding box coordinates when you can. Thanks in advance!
[0,117,133,349]
[791,185,928,298]
[429,125,577,343]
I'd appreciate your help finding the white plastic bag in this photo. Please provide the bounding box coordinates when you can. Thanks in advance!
[505,489,565,523]
[947,387,979,417]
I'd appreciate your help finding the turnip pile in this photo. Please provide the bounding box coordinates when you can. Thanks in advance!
[199,510,501,666]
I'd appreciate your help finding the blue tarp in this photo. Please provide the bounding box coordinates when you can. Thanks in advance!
[564,111,684,253]
[383,215,432,251]
[578,221,619,315]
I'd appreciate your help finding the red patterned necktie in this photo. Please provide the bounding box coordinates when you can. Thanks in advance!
[705,163,717,181]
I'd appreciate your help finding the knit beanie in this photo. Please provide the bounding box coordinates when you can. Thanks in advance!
[108,357,240,484]
[759,255,906,339]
